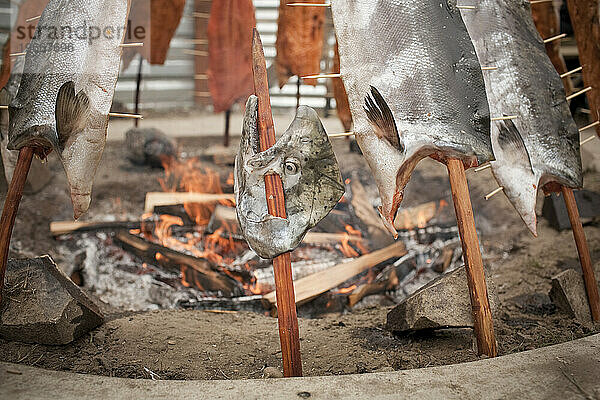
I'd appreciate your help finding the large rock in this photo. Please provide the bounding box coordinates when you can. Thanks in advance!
[125,127,176,168]
[549,268,598,325]
[542,190,600,231]
[386,265,497,332]
[0,256,103,345]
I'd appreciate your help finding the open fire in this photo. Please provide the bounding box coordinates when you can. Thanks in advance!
[53,155,466,316]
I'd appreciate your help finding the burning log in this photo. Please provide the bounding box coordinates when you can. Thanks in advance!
[144,192,235,213]
[114,232,240,296]
[262,241,406,308]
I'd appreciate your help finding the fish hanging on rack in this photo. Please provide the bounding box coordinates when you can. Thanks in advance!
[8,0,130,218]
[330,0,492,236]
[459,0,582,236]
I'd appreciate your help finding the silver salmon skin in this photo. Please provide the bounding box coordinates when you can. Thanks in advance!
[459,0,582,236]
[8,0,130,218]
[330,0,492,236]
[235,95,345,259]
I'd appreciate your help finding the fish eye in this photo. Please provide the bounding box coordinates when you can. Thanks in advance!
[284,159,300,175]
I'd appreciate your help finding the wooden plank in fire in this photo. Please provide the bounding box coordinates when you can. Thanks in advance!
[262,241,407,308]
[144,192,235,213]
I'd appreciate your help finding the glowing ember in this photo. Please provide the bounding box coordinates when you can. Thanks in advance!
[336,284,357,294]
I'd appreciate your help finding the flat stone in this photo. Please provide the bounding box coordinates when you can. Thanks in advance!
[125,127,176,168]
[0,256,104,345]
[549,268,598,325]
[386,265,497,332]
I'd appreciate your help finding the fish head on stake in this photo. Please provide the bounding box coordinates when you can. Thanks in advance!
[235,95,345,259]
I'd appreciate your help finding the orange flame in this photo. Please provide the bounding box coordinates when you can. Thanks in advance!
[159,158,235,226]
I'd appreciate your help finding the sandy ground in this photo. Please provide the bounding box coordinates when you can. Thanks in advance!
[0,119,599,379]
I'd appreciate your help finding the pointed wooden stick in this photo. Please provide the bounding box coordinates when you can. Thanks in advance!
[543,33,567,44]
[491,115,517,121]
[328,132,355,138]
[108,112,143,119]
[25,15,40,22]
[561,187,600,321]
[566,86,592,101]
[457,5,476,9]
[580,135,595,146]
[474,163,492,172]
[119,42,144,48]
[287,2,330,6]
[530,0,553,4]
[0,106,142,120]
[481,66,498,71]
[561,66,583,78]
[301,73,341,79]
[579,120,599,132]
[252,28,302,378]
[484,186,504,200]
[446,159,497,357]
[0,147,34,304]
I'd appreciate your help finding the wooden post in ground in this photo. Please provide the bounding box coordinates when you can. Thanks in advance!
[296,77,301,109]
[561,186,600,321]
[223,109,231,147]
[252,28,302,377]
[0,147,34,304]
[446,158,497,357]
[134,53,143,128]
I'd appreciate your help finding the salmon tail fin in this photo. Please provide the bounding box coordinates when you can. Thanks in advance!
[364,85,403,152]
[55,81,90,148]
[496,118,533,173]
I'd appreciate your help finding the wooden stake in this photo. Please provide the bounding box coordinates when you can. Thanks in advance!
[301,73,341,79]
[484,186,504,200]
[561,187,600,321]
[134,54,143,128]
[490,115,517,121]
[566,86,592,101]
[446,158,497,357]
[328,132,355,138]
[296,78,301,109]
[0,147,34,304]
[252,28,302,377]
[223,109,231,147]
[543,33,567,44]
